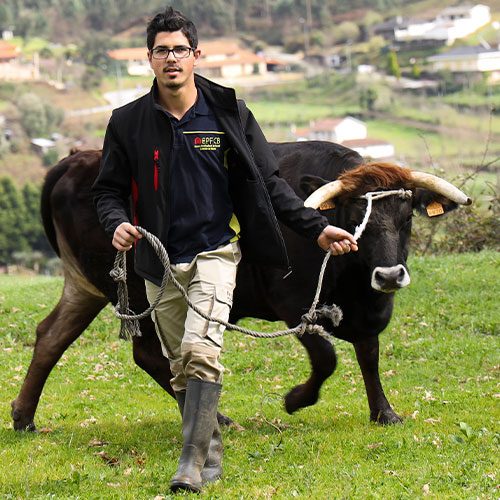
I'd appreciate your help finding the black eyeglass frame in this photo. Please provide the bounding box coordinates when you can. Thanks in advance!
[150,46,196,60]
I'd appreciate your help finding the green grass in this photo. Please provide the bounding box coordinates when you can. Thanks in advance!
[0,251,499,499]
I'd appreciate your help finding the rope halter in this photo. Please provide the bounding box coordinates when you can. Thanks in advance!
[353,188,413,241]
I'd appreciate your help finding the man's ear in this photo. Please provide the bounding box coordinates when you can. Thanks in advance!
[193,48,201,66]
[299,174,330,197]
[413,188,459,218]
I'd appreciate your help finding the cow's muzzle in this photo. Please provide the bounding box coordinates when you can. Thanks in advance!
[371,265,410,293]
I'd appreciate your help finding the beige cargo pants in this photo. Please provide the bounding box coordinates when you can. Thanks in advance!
[145,241,241,393]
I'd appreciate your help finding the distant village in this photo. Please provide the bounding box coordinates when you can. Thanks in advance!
[1,3,498,161]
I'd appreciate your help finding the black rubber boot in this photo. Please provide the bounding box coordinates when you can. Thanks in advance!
[175,391,223,484]
[170,379,222,493]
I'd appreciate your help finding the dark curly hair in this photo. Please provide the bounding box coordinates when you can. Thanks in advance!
[146,6,198,50]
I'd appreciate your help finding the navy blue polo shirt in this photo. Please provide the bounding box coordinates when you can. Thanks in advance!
[166,88,240,264]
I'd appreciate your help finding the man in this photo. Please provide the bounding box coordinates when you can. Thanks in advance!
[92,6,358,493]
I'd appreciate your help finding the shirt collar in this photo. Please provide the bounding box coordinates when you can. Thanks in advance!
[151,79,211,118]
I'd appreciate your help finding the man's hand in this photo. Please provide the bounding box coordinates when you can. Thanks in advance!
[112,222,142,251]
[317,225,358,255]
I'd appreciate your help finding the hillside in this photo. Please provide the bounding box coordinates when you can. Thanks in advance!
[0,0,481,45]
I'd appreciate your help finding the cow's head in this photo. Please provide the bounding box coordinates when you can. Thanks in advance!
[300,163,471,293]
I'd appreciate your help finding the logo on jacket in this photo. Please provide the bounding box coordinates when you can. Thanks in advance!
[185,131,225,152]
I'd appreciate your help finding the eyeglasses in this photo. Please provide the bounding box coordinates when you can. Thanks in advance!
[151,46,195,60]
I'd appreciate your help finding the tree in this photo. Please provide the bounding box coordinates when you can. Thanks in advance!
[16,93,64,138]
[22,182,52,255]
[360,87,378,111]
[411,60,421,79]
[17,93,47,138]
[0,176,29,265]
[387,50,401,79]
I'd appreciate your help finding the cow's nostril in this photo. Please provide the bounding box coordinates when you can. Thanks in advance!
[374,270,384,284]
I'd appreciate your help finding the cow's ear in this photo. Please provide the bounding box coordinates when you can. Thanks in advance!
[413,188,459,218]
[300,174,330,197]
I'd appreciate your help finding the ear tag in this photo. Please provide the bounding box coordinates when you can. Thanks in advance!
[426,201,445,217]
[319,199,335,210]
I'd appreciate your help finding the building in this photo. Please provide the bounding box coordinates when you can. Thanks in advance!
[196,41,267,79]
[427,45,500,78]
[108,41,267,79]
[108,47,150,76]
[31,137,56,155]
[302,117,367,143]
[0,41,40,81]
[292,117,394,160]
[0,40,17,61]
[374,4,491,46]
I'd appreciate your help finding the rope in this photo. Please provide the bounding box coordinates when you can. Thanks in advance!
[110,188,412,342]
[111,227,340,341]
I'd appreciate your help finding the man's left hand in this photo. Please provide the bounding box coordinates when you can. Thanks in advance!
[317,225,358,255]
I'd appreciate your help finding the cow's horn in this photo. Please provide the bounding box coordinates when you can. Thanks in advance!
[410,171,472,205]
[304,180,345,209]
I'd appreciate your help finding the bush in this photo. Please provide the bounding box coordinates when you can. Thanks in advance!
[16,93,65,138]
[42,149,59,167]
[412,183,500,254]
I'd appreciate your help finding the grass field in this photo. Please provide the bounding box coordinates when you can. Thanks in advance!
[0,251,499,499]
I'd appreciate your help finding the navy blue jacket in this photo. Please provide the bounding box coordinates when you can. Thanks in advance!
[92,74,328,286]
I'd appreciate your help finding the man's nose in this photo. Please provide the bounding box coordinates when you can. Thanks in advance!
[166,50,177,61]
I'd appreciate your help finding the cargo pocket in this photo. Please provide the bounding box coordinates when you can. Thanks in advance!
[203,285,233,348]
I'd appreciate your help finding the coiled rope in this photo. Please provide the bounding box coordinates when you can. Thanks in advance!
[110,188,412,342]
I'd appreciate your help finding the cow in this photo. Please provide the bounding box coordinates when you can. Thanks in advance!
[10,142,470,431]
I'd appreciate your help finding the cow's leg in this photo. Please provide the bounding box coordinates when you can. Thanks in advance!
[11,284,107,431]
[353,336,403,424]
[284,333,336,414]
[132,322,175,397]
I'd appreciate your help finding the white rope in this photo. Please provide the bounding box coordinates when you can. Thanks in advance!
[353,189,412,242]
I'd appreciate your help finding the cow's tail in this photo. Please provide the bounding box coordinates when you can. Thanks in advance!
[40,149,79,256]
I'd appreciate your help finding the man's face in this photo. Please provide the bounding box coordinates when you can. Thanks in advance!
[148,30,200,90]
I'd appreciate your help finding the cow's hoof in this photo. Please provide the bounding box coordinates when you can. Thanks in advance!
[11,400,36,432]
[217,411,233,427]
[370,408,403,425]
[284,384,319,414]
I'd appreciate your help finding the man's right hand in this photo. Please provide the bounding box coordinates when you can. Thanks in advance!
[112,222,142,251]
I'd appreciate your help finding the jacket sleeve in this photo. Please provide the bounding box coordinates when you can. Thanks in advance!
[91,114,132,239]
[239,101,329,240]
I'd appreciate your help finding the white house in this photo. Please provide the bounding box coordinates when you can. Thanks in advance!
[292,117,394,160]
[427,45,500,76]
[305,117,367,143]
[387,4,491,46]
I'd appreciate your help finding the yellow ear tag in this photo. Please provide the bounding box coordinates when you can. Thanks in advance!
[426,201,445,217]
[319,199,335,210]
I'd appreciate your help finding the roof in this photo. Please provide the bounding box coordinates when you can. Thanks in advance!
[428,45,500,60]
[108,41,266,67]
[31,138,56,147]
[309,117,364,132]
[0,40,18,60]
[108,47,147,61]
[373,16,429,31]
[342,138,392,147]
